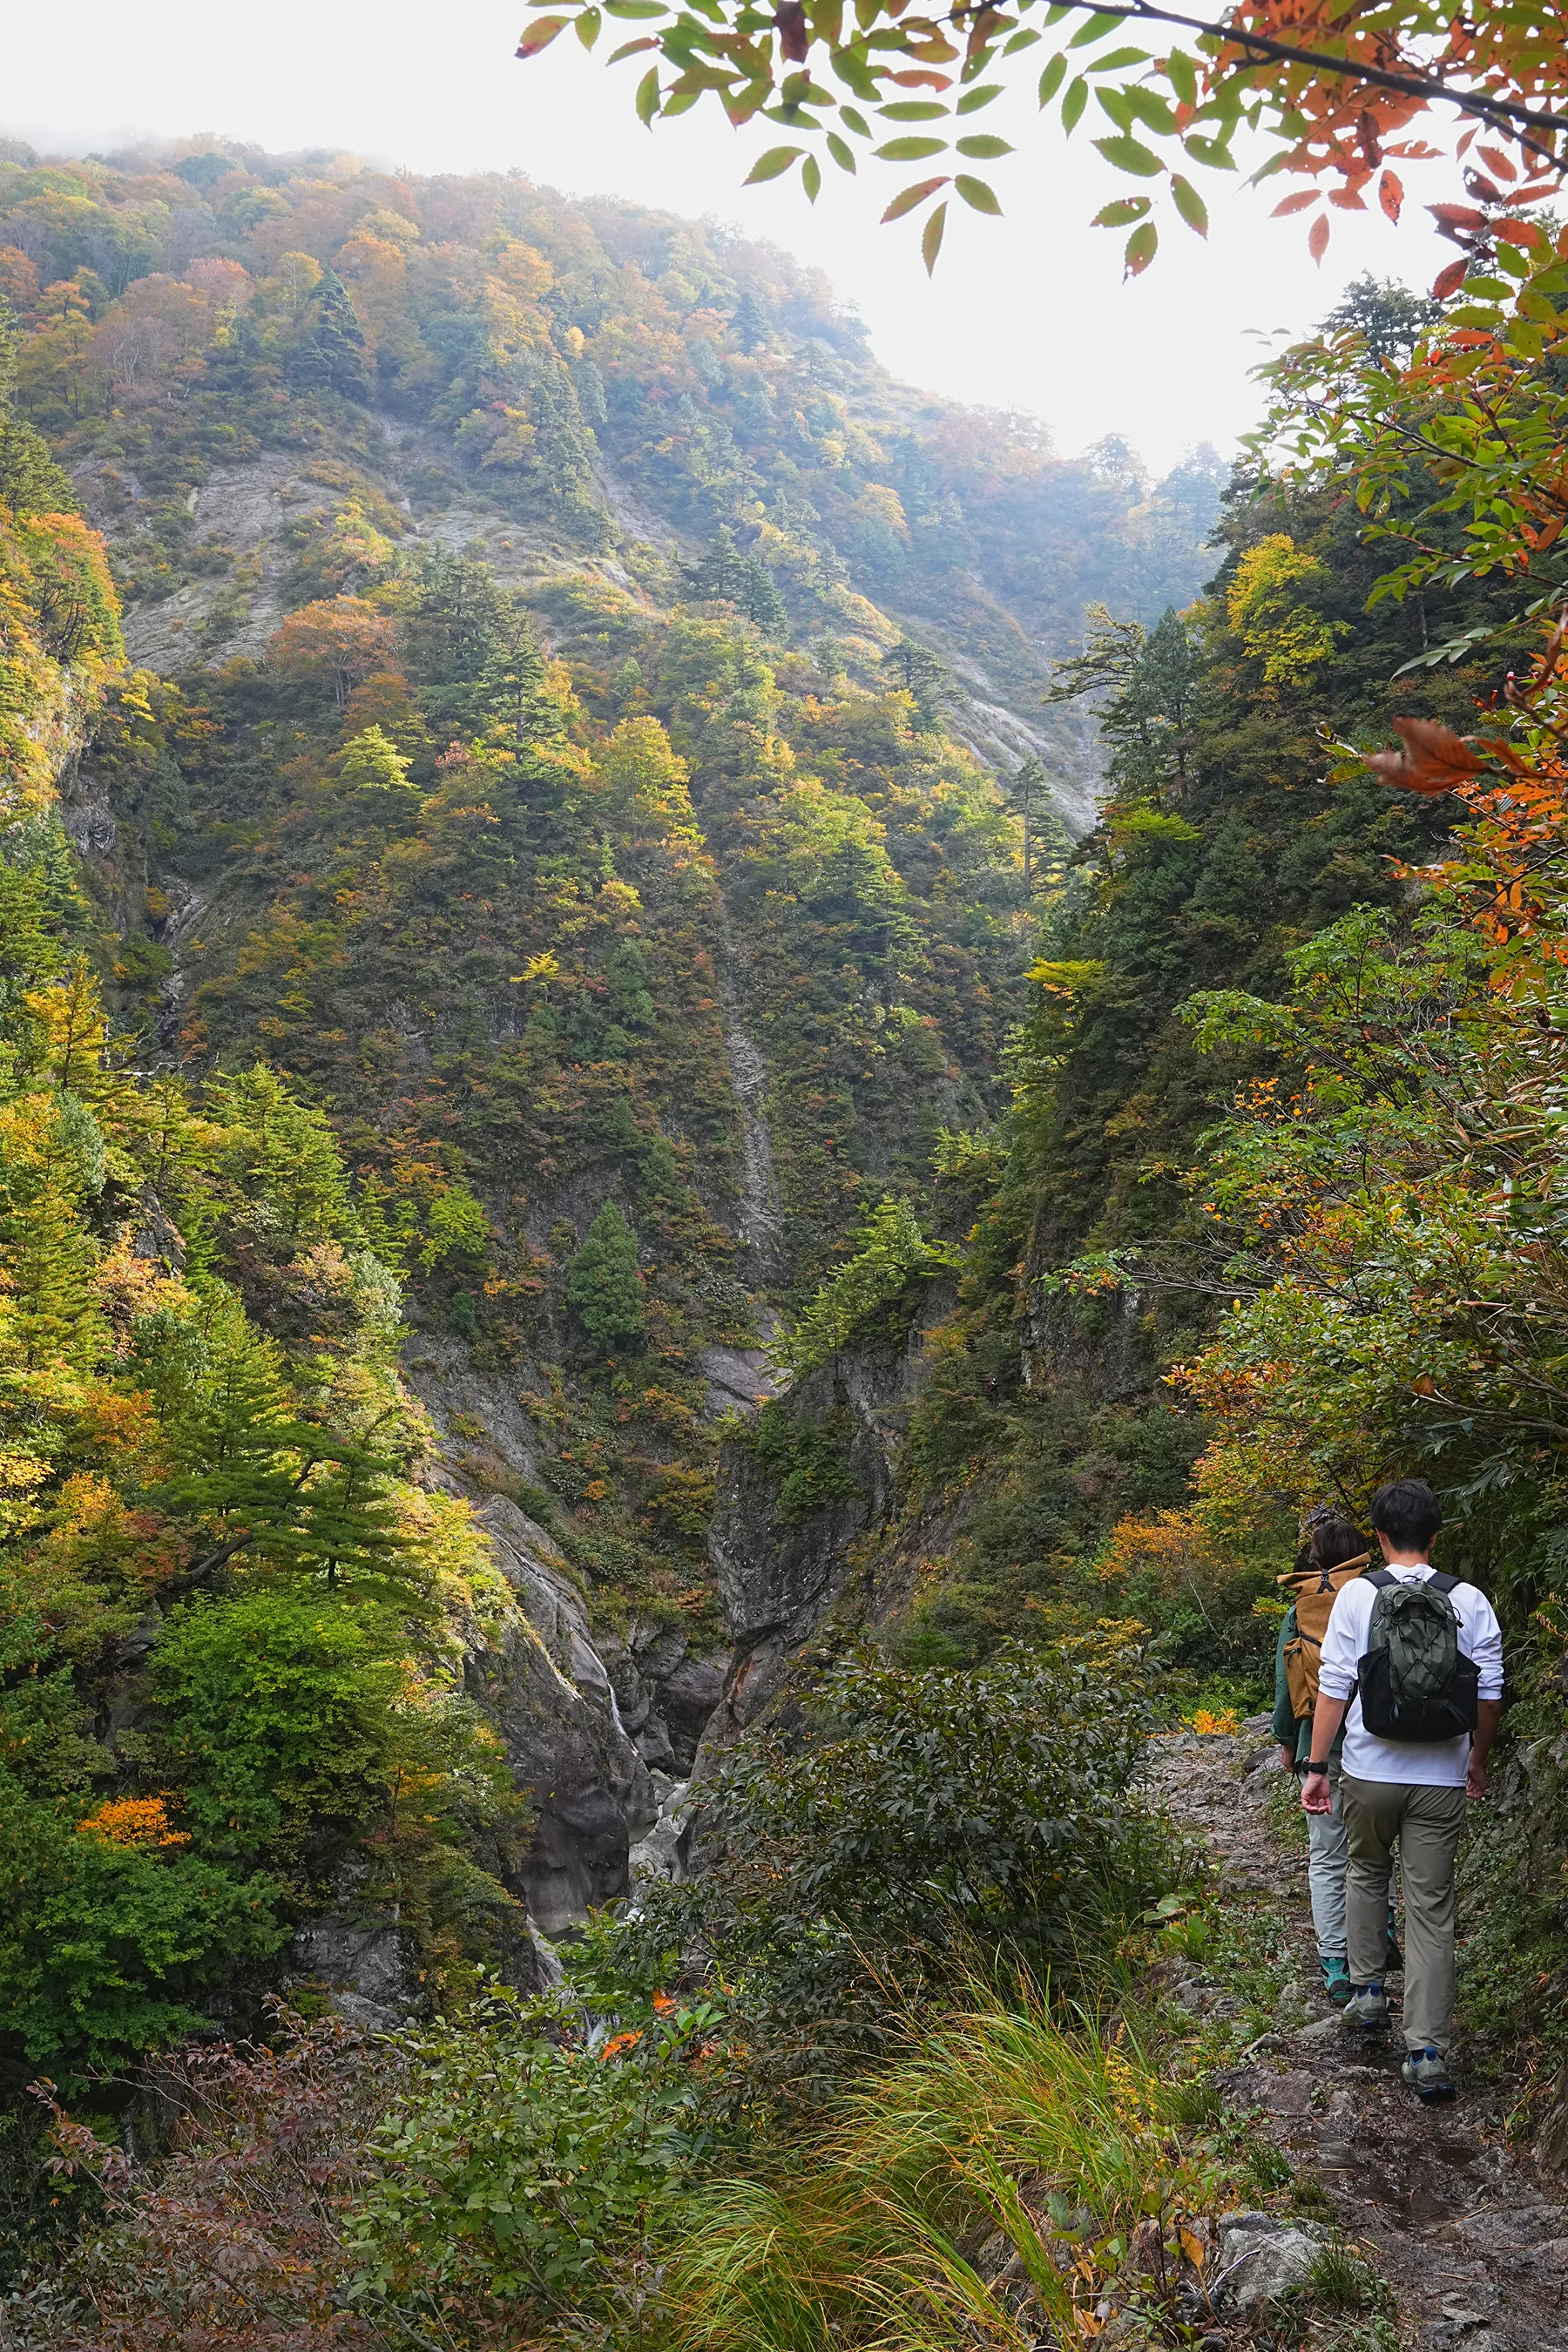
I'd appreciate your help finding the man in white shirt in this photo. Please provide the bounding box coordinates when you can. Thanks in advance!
[1301,1477,1504,2104]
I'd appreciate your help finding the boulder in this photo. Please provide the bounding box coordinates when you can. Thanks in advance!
[1216,2213,1321,2311]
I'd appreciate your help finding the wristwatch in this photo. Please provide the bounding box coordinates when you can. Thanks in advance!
[1306,1761,1332,1774]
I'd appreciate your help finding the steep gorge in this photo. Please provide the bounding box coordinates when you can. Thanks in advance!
[0,132,1236,2057]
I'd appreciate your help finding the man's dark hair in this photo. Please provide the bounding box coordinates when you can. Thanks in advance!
[1369,1478,1443,1551]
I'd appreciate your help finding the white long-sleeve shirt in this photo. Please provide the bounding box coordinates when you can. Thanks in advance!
[1317,1562,1504,1786]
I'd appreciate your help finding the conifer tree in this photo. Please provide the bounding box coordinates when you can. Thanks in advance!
[566,1202,645,1355]
[686,526,749,606]
[882,636,956,731]
[740,553,787,638]
[293,271,368,400]
[479,598,550,747]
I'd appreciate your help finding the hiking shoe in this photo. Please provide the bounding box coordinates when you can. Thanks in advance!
[1342,1981,1389,2033]
[1321,1956,1354,2003]
[1402,2044,1455,2103]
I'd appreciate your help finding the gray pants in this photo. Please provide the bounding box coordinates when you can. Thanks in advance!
[1307,1760,1348,1959]
[1342,1774,1468,2054]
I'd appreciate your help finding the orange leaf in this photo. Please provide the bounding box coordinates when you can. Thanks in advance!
[1477,144,1517,183]
[1378,169,1402,225]
[1308,213,1330,264]
[1328,186,1368,212]
[1271,188,1319,217]
[1431,258,1469,298]
[1365,719,1485,794]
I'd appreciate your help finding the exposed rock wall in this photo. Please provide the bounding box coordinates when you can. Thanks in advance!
[694,1328,937,1776]
[465,1499,658,1938]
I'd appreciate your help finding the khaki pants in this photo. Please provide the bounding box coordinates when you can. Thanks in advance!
[1341,1774,1468,2054]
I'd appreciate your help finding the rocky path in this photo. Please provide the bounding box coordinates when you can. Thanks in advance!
[1152,1720,1568,2352]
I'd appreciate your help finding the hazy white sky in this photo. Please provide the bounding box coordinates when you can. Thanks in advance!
[9,0,1456,473]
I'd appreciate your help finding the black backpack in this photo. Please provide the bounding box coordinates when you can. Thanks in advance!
[1356,1569,1480,1742]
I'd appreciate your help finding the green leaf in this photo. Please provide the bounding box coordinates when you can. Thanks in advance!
[1002,26,1041,51]
[1122,88,1177,135]
[875,136,948,160]
[880,100,948,119]
[956,82,1004,112]
[954,174,1002,215]
[635,65,661,123]
[1167,48,1198,105]
[745,144,805,181]
[1037,53,1067,107]
[603,0,669,14]
[829,44,882,103]
[575,7,602,46]
[1092,197,1151,226]
[661,87,700,113]
[1095,133,1162,176]
[1124,220,1159,275]
[1061,74,1089,132]
[922,200,949,277]
[956,134,1012,159]
[826,131,857,172]
[1095,87,1133,132]
[1069,10,1125,44]
[1086,47,1151,71]
[1170,172,1208,236]
[881,175,950,222]
[1183,135,1235,168]
[840,104,872,137]
[883,176,944,222]
[802,153,821,202]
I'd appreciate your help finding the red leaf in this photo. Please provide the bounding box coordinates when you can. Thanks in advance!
[774,3,808,63]
[1431,258,1469,298]
[1328,186,1368,212]
[1477,144,1517,182]
[1429,203,1488,230]
[1271,188,1319,217]
[1308,212,1330,265]
[1366,719,1485,794]
[516,15,570,57]
[1378,169,1402,226]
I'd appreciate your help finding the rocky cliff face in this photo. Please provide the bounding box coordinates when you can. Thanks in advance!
[465,1500,658,1938]
[694,1324,942,1777]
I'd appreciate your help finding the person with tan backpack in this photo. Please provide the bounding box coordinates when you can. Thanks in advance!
[1272,1513,1375,2002]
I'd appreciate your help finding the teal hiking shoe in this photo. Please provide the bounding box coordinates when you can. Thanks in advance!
[1321,1956,1354,2003]
[1402,2044,1455,2103]
[1342,1981,1389,2033]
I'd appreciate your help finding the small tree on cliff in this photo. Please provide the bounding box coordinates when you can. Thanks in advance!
[567,1202,645,1355]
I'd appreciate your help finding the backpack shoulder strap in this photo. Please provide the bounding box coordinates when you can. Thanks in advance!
[1424,1571,1460,1595]
[1363,1568,1395,1589]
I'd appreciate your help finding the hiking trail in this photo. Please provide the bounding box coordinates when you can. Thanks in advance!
[1152,1719,1568,2351]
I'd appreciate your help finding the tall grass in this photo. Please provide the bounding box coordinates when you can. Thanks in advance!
[670,1975,1205,2351]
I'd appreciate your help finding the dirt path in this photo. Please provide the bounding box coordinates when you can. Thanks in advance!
[1151,1719,1568,2351]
